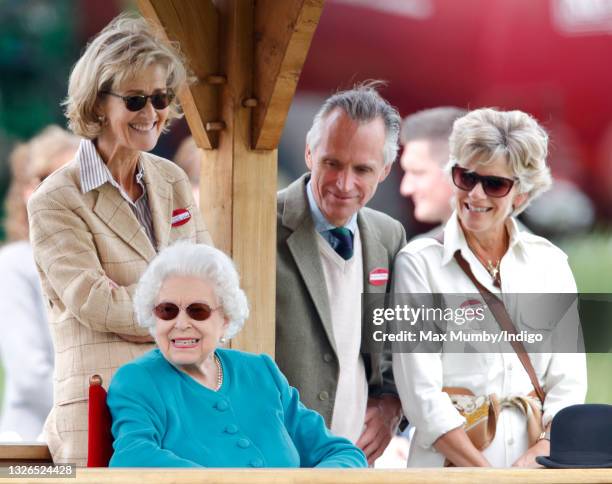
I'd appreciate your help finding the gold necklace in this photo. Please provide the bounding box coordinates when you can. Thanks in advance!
[214,353,223,391]
[466,241,503,284]
[486,259,500,281]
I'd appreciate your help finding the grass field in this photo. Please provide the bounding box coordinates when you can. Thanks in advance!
[561,231,612,404]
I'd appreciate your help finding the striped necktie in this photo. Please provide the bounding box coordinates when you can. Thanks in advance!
[329,227,354,260]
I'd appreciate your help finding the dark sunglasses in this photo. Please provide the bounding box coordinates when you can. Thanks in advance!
[451,164,516,198]
[101,90,174,112]
[153,302,218,321]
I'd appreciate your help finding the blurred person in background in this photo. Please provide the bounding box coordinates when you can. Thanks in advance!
[0,126,79,441]
[393,108,586,467]
[399,107,467,230]
[173,135,202,206]
[27,14,211,465]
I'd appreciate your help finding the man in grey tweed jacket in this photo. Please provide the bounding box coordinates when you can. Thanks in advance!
[275,85,407,465]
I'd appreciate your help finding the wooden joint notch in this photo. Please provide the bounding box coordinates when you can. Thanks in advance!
[205,121,226,131]
[242,98,259,108]
[206,75,227,85]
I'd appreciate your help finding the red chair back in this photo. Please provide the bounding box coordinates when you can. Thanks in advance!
[87,374,113,467]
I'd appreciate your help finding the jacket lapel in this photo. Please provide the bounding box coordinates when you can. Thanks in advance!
[283,175,337,354]
[358,213,390,358]
[141,154,173,251]
[93,183,156,261]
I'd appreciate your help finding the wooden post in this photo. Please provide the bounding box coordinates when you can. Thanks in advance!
[201,0,277,355]
[138,0,323,357]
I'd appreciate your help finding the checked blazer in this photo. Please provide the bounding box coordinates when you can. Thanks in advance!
[27,147,211,465]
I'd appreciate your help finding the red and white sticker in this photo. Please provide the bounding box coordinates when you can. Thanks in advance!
[171,208,191,227]
[369,268,389,286]
[460,298,484,310]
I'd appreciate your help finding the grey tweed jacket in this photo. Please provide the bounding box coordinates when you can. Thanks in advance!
[275,174,406,425]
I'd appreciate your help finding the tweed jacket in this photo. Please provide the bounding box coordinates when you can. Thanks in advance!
[27,147,211,464]
[275,174,406,426]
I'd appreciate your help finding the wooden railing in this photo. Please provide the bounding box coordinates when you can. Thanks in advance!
[1,447,611,483]
[0,444,51,465]
[1,467,612,483]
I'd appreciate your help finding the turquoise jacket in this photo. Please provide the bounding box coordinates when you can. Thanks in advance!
[108,348,367,468]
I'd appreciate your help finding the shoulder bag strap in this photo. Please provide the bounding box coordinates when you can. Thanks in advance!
[452,249,546,405]
[430,231,545,405]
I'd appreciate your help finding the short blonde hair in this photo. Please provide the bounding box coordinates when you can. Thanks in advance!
[448,108,552,215]
[28,125,79,181]
[64,13,189,139]
[3,126,78,242]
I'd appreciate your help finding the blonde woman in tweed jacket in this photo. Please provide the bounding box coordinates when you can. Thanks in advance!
[27,15,212,465]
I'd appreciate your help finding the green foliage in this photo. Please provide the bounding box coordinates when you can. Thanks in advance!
[561,231,612,404]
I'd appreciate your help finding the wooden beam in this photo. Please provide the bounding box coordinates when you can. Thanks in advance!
[252,0,324,150]
[137,0,221,149]
[137,0,321,357]
[198,0,276,356]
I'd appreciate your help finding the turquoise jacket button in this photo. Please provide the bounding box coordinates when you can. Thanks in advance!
[236,438,250,449]
[249,458,263,467]
[215,400,229,411]
[225,424,238,434]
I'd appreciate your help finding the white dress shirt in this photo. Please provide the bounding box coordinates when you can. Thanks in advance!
[392,213,587,467]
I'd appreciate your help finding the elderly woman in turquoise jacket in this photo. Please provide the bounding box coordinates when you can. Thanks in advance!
[107,242,366,468]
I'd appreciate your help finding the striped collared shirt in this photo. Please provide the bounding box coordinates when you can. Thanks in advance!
[78,139,156,246]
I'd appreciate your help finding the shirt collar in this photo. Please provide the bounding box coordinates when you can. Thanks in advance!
[306,179,358,234]
[441,211,525,266]
[78,138,145,196]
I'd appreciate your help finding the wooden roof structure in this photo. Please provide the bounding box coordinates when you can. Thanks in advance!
[136,0,324,357]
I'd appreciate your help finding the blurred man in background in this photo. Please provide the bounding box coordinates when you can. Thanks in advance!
[399,107,467,228]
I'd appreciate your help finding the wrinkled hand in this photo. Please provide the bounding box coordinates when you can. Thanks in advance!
[356,396,402,465]
[116,333,154,343]
[512,439,549,467]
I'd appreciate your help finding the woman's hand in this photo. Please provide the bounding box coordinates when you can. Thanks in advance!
[512,438,549,467]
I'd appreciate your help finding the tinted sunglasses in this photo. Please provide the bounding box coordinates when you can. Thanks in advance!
[451,164,516,198]
[153,302,218,321]
[101,90,174,112]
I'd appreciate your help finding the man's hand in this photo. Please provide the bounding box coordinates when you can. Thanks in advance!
[512,438,549,467]
[356,395,402,465]
[116,333,155,343]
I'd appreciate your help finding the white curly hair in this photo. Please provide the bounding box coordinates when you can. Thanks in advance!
[134,241,249,339]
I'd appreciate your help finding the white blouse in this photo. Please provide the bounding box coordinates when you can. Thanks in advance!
[392,213,587,467]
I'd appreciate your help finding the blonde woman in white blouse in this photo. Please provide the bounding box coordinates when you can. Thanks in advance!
[392,108,586,468]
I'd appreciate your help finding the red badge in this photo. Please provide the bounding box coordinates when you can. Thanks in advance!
[369,268,389,286]
[171,208,191,227]
[460,298,483,309]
